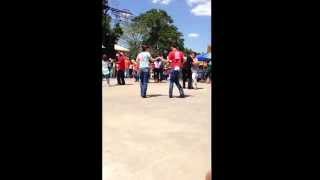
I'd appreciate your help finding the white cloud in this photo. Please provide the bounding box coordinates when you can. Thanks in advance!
[186,0,211,16]
[152,0,172,5]
[188,33,199,38]
[186,0,208,6]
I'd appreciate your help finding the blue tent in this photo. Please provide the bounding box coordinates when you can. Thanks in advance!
[196,53,211,61]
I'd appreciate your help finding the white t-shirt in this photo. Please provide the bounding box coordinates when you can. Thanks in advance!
[137,51,151,69]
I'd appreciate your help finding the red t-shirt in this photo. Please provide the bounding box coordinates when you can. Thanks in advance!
[125,58,130,69]
[168,50,184,69]
[117,55,126,71]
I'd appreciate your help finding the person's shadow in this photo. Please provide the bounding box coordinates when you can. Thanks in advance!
[147,94,165,98]
[171,95,192,98]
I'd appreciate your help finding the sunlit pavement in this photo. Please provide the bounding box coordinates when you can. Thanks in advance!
[103,78,211,180]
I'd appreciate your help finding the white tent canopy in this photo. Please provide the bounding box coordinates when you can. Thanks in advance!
[114,44,129,52]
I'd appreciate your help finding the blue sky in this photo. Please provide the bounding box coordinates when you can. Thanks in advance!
[109,0,211,53]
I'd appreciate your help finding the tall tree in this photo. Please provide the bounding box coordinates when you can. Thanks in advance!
[121,22,146,59]
[130,9,185,55]
[102,3,123,59]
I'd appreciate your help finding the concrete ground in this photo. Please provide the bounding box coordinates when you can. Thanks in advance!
[103,78,211,180]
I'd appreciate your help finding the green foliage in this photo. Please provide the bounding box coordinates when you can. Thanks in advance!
[121,22,146,59]
[128,9,185,56]
[102,14,123,58]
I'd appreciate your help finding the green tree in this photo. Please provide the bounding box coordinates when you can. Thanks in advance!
[102,12,123,58]
[131,9,185,55]
[121,22,146,59]
[184,47,195,55]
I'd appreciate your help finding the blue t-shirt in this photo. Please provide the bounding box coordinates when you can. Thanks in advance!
[137,52,151,69]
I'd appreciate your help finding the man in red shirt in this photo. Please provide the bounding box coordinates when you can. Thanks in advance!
[167,44,185,98]
[116,52,126,85]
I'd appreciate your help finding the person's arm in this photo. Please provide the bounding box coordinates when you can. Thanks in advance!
[148,53,155,62]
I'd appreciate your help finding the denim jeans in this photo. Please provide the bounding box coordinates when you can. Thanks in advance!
[139,68,150,97]
[169,70,184,97]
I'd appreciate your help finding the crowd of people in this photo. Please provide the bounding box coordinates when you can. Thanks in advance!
[102,44,213,98]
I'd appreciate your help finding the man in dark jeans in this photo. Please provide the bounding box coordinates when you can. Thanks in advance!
[167,44,185,98]
[182,52,193,89]
[116,52,126,85]
[136,45,153,98]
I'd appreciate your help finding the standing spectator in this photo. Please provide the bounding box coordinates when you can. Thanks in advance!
[182,52,193,89]
[108,58,113,78]
[167,44,185,98]
[136,45,154,98]
[153,54,163,83]
[102,58,110,86]
[191,52,200,89]
[116,52,126,85]
[158,54,165,81]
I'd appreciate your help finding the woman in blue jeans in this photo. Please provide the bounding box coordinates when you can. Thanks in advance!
[136,45,154,98]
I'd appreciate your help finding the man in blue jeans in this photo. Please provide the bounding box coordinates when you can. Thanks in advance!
[167,45,185,98]
[136,45,154,98]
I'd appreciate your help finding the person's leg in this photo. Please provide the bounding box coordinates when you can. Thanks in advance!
[135,71,138,81]
[154,69,157,82]
[159,69,163,82]
[157,69,160,82]
[116,71,121,85]
[121,70,125,85]
[156,69,160,82]
[187,71,193,89]
[192,72,198,89]
[139,69,144,97]
[182,70,186,88]
[143,69,149,97]
[169,70,174,98]
[102,75,105,87]
[174,70,184,97]
[106,75,110,86]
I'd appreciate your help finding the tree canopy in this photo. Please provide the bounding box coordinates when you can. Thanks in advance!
[123,9,185,58]
[102,13,123,58]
